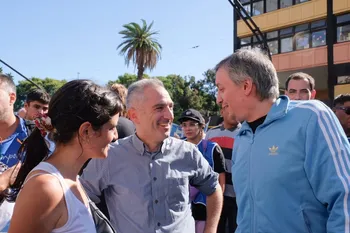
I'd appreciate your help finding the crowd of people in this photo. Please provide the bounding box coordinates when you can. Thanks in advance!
[0,47,349,233]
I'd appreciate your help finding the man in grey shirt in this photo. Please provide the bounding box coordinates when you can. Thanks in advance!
[81,79,223,233]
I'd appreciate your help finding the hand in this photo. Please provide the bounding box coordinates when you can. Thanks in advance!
[0,163,21,192]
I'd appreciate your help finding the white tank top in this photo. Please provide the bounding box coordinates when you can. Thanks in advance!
[26,162,96,233]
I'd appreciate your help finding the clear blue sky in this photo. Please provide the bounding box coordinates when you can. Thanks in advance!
[1,0,234,85]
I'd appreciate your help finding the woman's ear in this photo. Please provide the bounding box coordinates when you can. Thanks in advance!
[78,122,92,143]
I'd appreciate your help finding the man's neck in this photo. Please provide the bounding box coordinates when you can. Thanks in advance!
[223,122,237,130]
[136,133,163,153]
[0,113,18,140]
[187,134,203,145]
[246,98,275,122]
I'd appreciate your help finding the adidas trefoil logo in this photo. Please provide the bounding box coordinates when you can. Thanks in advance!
[269,145,278,156]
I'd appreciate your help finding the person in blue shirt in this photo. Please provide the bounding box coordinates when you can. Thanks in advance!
[0,74,29,232]
[179,109,226,233]
[214,47,350,233]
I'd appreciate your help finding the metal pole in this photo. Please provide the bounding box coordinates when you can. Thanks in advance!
[326,0,335,104]
[0,59,43,90]
[233,7,239,52]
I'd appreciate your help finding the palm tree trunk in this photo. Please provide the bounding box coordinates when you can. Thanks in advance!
[137,64,144,80]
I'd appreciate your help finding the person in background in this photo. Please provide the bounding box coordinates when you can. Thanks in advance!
[17,108,26,119]
[8,79,123,233]
[215,47,350,233]
[333,94,350,142]
[81,79,223,233]
[205,106,241,233]
[0,74,28,232]
[285,72,316,100]
[179,109,226,233]
[23,89,50,121]
[110,83,135,138]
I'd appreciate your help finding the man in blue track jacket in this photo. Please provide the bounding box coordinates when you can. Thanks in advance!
[214,47,350,233]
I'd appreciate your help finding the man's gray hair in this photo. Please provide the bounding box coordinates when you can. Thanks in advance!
[126,78,165,110]
[215,47,279,100]
[0,74,16,94]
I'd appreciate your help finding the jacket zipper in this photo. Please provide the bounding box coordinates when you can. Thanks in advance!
[249,134,255,233]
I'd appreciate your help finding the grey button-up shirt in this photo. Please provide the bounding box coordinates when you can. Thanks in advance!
[81,134,219,233]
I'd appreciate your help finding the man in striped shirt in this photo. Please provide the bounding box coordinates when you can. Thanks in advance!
[205,106,241,233]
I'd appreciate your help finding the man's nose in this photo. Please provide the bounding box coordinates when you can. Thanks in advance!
[164,106,174,120]
[216,93,223,105]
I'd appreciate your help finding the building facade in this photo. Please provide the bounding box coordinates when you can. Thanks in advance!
[237,0,350,103]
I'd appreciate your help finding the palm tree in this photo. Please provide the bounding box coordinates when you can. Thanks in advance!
[117,19,162,80]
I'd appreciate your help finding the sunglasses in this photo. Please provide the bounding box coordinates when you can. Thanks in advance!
[334,106,350,115]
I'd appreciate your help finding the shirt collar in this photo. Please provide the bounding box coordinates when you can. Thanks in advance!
[220,123,242,132]
[131,133,168,155]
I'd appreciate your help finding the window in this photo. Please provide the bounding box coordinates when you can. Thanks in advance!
[241,37,252,46]
[266,0,278,12]
[311,20,326,29]
[295,32,310,50]
[281,37,293,53]
[239,19,326,54]
[295,24,308,33]
[280,27,293,36]
[252,1,264,16]
[268,40,279,54]
[266,31,278,39]
[337,25,350,42]
[312,30,326,47]
[280,0,293,8]
[242,4,251,17]
[237,0,309,19]
[337,14,350,43]
[337,14,350,24]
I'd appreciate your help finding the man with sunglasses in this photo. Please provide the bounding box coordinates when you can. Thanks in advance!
[179,109,226,233]
[333,94,350,141]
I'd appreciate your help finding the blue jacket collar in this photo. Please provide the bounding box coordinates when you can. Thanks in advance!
[239,95,290,134]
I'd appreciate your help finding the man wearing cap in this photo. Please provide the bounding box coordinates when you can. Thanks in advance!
[179,109,226,233]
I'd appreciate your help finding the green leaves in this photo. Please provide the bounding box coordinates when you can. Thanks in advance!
[117,19,162,80]
[108,71,219,122]
[15,77,67,111]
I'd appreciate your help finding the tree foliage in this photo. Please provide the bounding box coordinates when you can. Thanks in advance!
[15,77,67,111]
[108,71,219,122]
[117,19,162,80]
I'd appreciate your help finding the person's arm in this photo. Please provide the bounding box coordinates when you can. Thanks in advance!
[303,103,350,233]
[190,146,223,233]
[8,173,64,233]
[213,145,226,193]
[205,184,223,233]
[0,164,21,192]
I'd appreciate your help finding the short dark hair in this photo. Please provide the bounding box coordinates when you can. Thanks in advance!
[0,74,16,93]
[26,89,50,105]
[285,72,315,91]
[333,94,350,107]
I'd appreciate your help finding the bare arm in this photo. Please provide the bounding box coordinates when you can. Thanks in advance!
[204,184,223,233]
[218,172,225,193]
[8,173,65,233]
